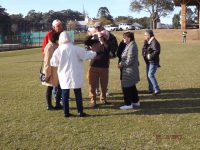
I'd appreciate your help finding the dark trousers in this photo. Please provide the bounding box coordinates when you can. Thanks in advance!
[122,85,139,105]
[46,85,62,107]
[62,88,83,115]
[54,85,62,106]
[46,86,53,107]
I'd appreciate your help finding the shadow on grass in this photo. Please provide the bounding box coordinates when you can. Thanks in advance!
[81,88,200,116]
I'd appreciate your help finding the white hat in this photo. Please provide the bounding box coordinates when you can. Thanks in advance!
[52,19,61,27]
[58,31,71,45]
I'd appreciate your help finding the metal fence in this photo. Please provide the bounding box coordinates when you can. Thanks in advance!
[0,31,75,52]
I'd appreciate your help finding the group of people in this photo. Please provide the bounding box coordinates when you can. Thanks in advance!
[41,19,161,117]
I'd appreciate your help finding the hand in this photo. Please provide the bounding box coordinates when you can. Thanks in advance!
[118,64,122,69]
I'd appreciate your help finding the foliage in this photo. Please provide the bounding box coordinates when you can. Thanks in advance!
[115,16,134,24]
[0,6,85,35]
[0,5,11,35]
[99,18,114,25]
[186,7,197,24]
[130,0,174,29]
[172,14,180,29]
[115,16,150,28]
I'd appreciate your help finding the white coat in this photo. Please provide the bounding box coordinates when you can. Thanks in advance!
[50,43,96,89]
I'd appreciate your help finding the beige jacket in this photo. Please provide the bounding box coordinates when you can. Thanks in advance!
[42,41,59,87]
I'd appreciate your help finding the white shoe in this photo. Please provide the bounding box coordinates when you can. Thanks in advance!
[106,89,110,96]
[106,92,110,96]
[96,89,100,96]
[132,102,140,107]
[120,105,133,110]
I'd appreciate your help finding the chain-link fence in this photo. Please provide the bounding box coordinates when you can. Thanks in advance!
[0,31,75,52]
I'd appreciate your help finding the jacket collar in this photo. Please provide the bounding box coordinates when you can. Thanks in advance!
[122,41,134,54]
[148,37,155,44]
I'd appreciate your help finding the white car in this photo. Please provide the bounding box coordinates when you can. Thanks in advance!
[118,23,135,31]
[104,24,118,31]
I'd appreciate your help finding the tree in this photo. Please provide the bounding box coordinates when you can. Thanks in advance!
[186,7,196,24]
[115,16,134,24]
[114,16,150,28]
[0,5,11,35]
[130,0,174,29]
[172,14,180,29]
[97,7,113,22]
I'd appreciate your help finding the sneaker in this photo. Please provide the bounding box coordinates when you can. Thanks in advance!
[148,91,154,94]
[106,92,110,96]
[91,103,97,108]
[96,89,101,96]
[106,89,110,96]
[120,105,133,110]
[47,105,54,110]
[100,101,110,105]
[54,104,63,110]
[64,113,72,118]
[132,102,140,107]
[153,90,161,96]
[78,112,88,117]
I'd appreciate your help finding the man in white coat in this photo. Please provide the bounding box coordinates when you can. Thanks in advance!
[51,31,97,117]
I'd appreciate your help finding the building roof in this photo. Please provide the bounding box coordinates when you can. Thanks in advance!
[132,22,143,28]
[76,21,87,26]
[174,0,200,6]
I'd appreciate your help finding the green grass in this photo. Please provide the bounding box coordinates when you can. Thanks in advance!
[0,41,200,150]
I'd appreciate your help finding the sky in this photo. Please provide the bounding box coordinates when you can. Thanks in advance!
[0,0,181,24]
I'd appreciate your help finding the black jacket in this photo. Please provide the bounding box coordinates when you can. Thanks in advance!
[142,38,160,65]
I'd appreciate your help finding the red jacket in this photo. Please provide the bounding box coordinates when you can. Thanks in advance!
[42,31,52,58]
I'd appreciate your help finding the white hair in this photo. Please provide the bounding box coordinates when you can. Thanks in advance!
[58,31,71,45]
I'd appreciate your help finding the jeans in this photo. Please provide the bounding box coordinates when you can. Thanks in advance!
[146,63,160,92]
[46,85,61,107]
[62,88,83,115]
[52,85,62,106]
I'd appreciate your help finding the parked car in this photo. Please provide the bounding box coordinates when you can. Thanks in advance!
[104,24,119,31]
[118,23,135,31]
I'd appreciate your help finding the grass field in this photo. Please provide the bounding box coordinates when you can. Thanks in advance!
[0,37,200,149]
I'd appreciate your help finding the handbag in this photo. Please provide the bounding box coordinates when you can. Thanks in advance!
[39,61,45,82]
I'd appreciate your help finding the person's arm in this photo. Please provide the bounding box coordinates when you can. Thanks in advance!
[50,48,60,67]
[76,46,96,61]
[42,32,52,57]
[43,45,53,81]
[150,40,160,59]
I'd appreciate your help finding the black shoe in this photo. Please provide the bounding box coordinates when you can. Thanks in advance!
[100,101,109,105]
[148,91,154,94]
[79,112,88,117]
[47,105,54,110]
[64,113,72,117]
[91,103,98,108]
[54,104,63,110]
[153,91,161,96]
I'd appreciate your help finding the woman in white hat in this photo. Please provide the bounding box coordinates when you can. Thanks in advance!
[50,31,97,117]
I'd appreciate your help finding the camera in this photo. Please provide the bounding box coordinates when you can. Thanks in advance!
[39,73,45,82]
